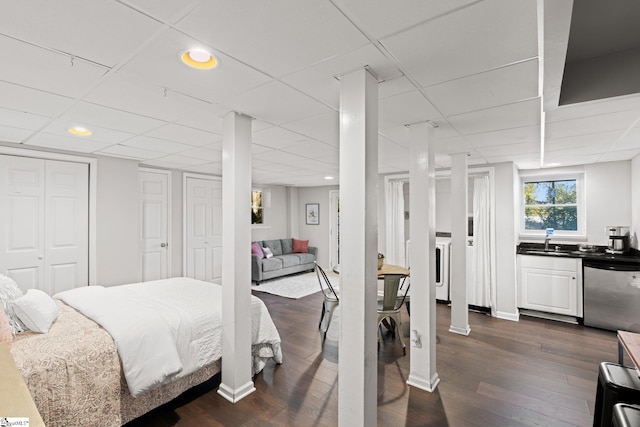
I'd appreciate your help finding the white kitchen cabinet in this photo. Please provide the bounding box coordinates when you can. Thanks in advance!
[518,255,583,317]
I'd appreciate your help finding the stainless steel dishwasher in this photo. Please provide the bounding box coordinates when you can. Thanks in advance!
[583,260,640,333]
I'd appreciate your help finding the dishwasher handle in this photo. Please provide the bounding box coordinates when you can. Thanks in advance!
[583,262,640,272]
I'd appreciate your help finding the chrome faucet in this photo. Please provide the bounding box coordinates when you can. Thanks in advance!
[544,233,551,251]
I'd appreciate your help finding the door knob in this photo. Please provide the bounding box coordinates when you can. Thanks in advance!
[160,243,167,248]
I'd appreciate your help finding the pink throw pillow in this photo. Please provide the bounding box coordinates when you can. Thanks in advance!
[251,242,264,258]
[0,310,12,349]
[292,238,309,253]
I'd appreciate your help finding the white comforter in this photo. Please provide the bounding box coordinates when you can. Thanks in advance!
[54,277,282,396]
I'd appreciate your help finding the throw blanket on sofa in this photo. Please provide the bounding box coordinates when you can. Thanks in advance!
[55,277,282,396]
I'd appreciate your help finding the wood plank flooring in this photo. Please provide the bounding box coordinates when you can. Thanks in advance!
[126,282,619,426]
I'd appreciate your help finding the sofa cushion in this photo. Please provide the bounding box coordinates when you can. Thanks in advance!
[262,257,283,272]
[263,239,282,256]
[279,254,300,268]
[292,238,309,253]
[294,253,315,264]
[280,238,293,255]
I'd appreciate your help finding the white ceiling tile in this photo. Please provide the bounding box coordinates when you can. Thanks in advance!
[174,108,228,134]
[379,77,416,100]
[434,136,474,155]
[121,0,202,24]
[121,136,195,154]
[379,90,440,129]
[546,94,640,123]
[253,127,310,149]
[484,152,540,165]
[60,102,166,134]
[543,153,601,166]
[152,154,209,166]
[336,0,479,39]
[281,44,401,109]
[425,59,539,116]
[282,112,339,147]
[232,81,333,126]
[177,0,369,77]
[182,163,223,175]
[0,0,162,67]
[145,124,221,147]
[282,142,338,159]
[479,141,539,157]
[26,132,113,152]
[0,107,50,131]
[98,144,164,160]
[598,149,640,162]
[466,126,541,148]
[615,127,640,150]
[0,34,107,99]
[253,150,305,164]
[118,29,271,106]
[0,82,74,117]
[85,73,208,123]
[0,126,34,143]
[382,0,538,87]
[448,98,541,135]
[179,147,222,162]
[546,110,638,139]
[545,130,620,153]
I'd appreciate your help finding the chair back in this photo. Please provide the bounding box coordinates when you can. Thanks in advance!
[315,262,338,300]
[381,274,404,311]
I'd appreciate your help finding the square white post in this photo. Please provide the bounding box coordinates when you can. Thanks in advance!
[218,112,255,402]
[449,152,470,336]
[338,68,378,427]
[407,122,440,391]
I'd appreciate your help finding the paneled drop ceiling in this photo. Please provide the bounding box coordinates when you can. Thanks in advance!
[0,0,639,186]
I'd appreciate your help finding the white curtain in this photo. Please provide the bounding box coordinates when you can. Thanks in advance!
[472,175,491,307]
[385,180,405,267]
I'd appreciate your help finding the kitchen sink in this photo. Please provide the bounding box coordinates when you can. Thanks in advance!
[522,249,572,256]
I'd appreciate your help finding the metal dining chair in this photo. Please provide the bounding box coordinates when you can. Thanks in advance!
[377,273,410,355]
[315,262,339,342]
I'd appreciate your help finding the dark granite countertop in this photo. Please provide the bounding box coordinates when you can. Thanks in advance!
[517,242,640,265]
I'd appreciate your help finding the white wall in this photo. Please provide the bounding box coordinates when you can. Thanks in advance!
[96,156,141,286]
[584,161,632,245]
[297,185,338,268]
[251,185,289,242]
[632,155,640,250]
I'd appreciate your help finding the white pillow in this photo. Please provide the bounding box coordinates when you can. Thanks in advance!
[0,274,25,333]
[263,247,274,258]
[11,289,59,333]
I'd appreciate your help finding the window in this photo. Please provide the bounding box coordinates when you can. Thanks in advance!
[520,173,585,237]
[251,189,264,225]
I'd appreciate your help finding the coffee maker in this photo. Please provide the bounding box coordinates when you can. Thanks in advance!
[606,226,630,254]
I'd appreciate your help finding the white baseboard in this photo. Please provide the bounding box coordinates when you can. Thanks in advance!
[496,311,519,322]
[407,372,440,392]
[217,381,256,403]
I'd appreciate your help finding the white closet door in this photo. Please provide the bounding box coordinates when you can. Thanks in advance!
[45,160,89,294]
[139,170,169,282]
[0,155,88,294]
[185,176,222,282]
[0,155,46,292]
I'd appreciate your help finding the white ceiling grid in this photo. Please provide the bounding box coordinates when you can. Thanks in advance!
[0,0,638,186]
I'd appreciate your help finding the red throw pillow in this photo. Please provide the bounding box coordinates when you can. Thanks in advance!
[292,238,309,253]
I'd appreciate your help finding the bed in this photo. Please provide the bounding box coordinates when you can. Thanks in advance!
[8,277,283,427]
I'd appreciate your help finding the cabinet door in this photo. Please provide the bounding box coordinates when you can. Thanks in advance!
[520,266,578,316]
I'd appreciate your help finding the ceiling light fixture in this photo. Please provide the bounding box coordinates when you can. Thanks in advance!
[181,49,218,70]
[68,126,92,136]
[324,176,334,180]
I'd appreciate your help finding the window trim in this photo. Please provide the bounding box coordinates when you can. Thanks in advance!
[519,171,586,240]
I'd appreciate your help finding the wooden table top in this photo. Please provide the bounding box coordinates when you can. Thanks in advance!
[618,330,640,369]
[0,342,45,425]
[377,264,410,277]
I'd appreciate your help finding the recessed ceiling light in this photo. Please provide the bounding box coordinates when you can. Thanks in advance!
[324,176,334,180]
[68,126,92,136]
[181,49,218,70]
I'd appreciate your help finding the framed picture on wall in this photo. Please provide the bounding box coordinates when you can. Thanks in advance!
[306,203,319,225]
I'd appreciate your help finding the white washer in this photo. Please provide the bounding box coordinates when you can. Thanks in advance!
[405,237,451,301]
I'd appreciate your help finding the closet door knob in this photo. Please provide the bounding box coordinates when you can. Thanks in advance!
[160,243,167,248]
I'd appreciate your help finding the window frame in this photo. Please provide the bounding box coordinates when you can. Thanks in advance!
[519,171,586,240]
[251,187,270,228]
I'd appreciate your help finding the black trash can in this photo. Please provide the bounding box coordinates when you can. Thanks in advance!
[612,403,640,427]
[594,362,640,427]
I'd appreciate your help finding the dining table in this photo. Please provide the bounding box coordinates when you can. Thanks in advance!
[618,330,640,374]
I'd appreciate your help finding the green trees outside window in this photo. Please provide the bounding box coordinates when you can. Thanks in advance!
[524,179,577,231]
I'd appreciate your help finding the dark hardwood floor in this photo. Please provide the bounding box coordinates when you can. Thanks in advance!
[127,283,619,426]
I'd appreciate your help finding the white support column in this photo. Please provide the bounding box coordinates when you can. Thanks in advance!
[449,152,470,336]
[218,112,255,403]
[407,122,440,392]
[338,68,378,427]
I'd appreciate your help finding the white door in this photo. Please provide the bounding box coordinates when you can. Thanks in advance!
[139,169,170,282]
[329,190,340,269]
[185,176,222,282]
[0,155,88,294]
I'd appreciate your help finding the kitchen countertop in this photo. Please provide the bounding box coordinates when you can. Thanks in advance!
[517,242,640,265]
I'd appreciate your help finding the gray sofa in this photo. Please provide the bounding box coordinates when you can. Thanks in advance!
[252,238,318,284]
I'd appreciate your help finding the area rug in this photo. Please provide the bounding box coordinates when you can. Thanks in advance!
[252,271,338,299]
